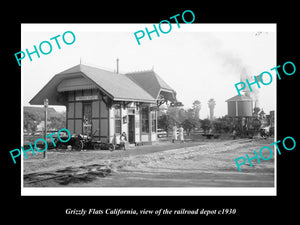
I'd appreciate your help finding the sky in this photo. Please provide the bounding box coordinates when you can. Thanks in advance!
[22,24,276,118]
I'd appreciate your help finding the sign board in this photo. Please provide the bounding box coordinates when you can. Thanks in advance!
[170,102,184,107]
[123,116,128,124]
[75,95,98,101]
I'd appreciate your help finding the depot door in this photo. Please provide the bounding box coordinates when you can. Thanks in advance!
[128,115,135,144]
[83,102,92,136]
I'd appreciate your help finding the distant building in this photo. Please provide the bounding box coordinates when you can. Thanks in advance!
[30,64,177,145]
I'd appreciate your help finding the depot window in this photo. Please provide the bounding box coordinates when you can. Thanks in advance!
[115,105,121,134]
[151,111,156,132]
[141,107,149,133]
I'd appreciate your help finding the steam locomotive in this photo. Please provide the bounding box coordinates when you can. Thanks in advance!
[230,110,274,138]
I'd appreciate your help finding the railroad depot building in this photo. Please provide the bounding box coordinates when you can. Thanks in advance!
[30,64,177,145]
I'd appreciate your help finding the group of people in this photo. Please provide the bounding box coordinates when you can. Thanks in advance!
[172,124,185,143]
[111,132,127,151]
[111,124,185,151]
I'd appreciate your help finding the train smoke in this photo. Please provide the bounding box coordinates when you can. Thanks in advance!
[215,51,260,107]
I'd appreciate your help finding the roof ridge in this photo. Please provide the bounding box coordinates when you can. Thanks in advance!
[80,63,121,75]
[126,69,154,74]
[79,64,156,102]
[151,70,164,89]
[151,71,174,91]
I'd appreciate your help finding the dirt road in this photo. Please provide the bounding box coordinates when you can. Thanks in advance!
[23,138,274,187]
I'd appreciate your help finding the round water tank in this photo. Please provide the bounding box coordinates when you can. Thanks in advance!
[227,101,237,117]
[226,95,253,117]
[237,101,253,117]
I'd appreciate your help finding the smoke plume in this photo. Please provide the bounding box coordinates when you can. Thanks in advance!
[215,50,260,107]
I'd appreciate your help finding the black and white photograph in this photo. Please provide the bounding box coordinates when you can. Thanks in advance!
[3,3,299,222]
[21,24,276,195]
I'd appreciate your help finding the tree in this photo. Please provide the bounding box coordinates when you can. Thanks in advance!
[178,108,187,123]
[186,108,195,119]
[158,103,203,135]
[212,120,222,133]
[24,111,39,132]
[210,116,234,133]
[166,106,180,124]
[200,119,212,134]
[48,116,66,131]
[23,106,66,132]
[192,100,201,119]
[182,118,197,136]
[208,98,216,120]
[158,114,175,136]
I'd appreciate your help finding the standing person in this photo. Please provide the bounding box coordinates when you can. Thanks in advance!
[179,125,184,143]
[120,132,127,150]
[172,124,178,143]
[232,129,237,140]
[111,134,117,151]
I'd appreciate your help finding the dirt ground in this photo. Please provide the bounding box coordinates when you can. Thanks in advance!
[23,138,275,187]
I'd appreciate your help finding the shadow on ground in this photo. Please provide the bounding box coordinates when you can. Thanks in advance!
[24,164,112,186]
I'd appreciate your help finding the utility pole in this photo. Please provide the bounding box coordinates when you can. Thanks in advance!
[44,98,48,159]
[116,58,119,74]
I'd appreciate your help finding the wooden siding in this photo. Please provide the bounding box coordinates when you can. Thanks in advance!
[66,89,109,141]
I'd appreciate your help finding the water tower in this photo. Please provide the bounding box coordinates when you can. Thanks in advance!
[225,94,256,136]
[226,95,253,117]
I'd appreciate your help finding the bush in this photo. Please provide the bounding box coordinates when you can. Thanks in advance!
[200,119,211,134]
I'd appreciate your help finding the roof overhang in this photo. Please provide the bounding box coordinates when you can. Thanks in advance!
[157,88,177,103]
[57,77,98,92]
[29,73,78,106]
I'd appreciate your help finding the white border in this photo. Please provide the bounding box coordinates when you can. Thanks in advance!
[21,23,277,196]
[22,187,276,196]
[21,23,276,32]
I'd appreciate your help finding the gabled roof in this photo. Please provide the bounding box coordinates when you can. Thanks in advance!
[226,94,253,102]
[30,64,156,105]
[126,70,176,101]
